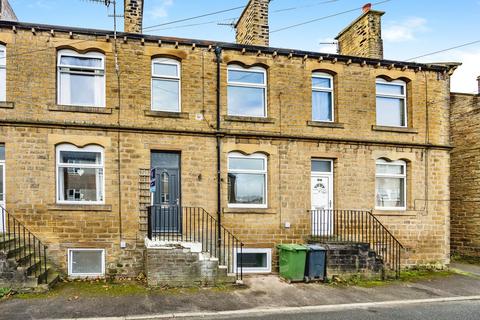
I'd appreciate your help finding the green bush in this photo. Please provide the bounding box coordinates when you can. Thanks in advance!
[0,287,11,298]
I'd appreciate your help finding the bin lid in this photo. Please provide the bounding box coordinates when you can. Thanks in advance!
[277,244,308,251]
[307,244,326,251]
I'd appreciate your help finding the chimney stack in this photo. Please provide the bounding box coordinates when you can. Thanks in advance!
[124,0,144,34]
[235,0,270,47]
[335,3,384,59]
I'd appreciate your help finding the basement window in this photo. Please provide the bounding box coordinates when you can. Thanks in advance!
[235,248,271,273]
[312,73,334,122]
[151,58,181,112]
[56,144,104,204]
[375,159,406,210]
[228,152,267,208]
[57,49,105,107]
[227,65,267,117]
[0,45,5,102]
[376,78,407,127]
[68,249,105,277]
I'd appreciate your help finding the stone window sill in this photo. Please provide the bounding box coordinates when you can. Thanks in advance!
[372,125,418,134]
[372,209,417,217]
[144,110,189,119]
[223,207,276,214]
[0,101,14,109]
[224,115,275,124]
[48,204,112,212]
[307,121,345,129]
[49,105,113,114]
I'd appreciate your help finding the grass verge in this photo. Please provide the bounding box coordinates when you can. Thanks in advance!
[13,278,237,300]
[330,268,457,288]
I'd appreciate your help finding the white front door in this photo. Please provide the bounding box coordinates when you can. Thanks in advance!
[311,159,334,236]
[0,160,5,233]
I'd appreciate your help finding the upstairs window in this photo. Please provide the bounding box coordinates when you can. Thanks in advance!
[0,45,5,102]
[376,78,407,127]
[56,144,104,204]
[151,58,181,112]
[57,50,105,107]
[228,152,267,208]
[375,159,406,210]
[227,65,267,117]
[312,73,334,122]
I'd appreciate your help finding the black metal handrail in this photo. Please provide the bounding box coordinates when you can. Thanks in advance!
[309,209,404,278]
[147,205,244,281]
[0,205,48,284]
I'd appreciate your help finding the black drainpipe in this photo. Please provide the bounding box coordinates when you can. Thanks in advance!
[215,46,223,252]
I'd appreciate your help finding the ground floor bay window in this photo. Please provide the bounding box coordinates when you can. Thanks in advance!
[375,159,406,210]
[56,144,104,204]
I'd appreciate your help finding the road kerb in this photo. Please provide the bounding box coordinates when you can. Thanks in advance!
[55,295,480,320]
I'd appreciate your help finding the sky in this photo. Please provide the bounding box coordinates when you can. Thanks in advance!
[9,0,480,93]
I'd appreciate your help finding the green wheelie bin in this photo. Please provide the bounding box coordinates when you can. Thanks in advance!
[277,244,308,282]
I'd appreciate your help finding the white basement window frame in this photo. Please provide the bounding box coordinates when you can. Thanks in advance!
[151,57,181,112]
[227,152,268,208]
[234,248,272,274]
[375,78,407,127]
[227,64,267,118]
[57,49,106,107]
[68,248,105,277]
[375,159,407,211]
[0,45,6,102]
[56,144,105,205]
[312,72,334,122]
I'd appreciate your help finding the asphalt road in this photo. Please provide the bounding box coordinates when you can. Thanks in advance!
[199,300,480,320]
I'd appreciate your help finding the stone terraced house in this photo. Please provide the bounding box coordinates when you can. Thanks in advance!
[450,78,480,260]
[0,0,460,289]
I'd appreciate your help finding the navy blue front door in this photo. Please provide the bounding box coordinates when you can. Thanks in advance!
[151,152,181,233]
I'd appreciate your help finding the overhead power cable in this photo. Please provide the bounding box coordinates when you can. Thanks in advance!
[406,39,480,61]
[270,0,392,33]
[143,5,245,30]
[146,17,238,33]
[144,0,342,33]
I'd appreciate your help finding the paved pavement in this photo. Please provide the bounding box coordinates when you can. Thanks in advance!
[199,300,480,320]
[1,269,480,320]
[450,262,480,277]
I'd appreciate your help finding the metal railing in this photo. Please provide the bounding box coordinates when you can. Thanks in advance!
[309,209,403,278]
[0,205,49,284]
[147,205,243,281]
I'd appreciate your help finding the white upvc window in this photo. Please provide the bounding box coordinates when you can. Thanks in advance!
[57,50,105,107]
[227,65,267,117]
[376,78,407,127]
[151,58,181,112]
[68,248,105,277]
[375,159,406,210]
[227,152,267,208]
[0,45,6,102]
[234,248,272,273]
[56,144,104,205]
[312,72,334,122]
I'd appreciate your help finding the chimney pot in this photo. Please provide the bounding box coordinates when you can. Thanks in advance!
[363,3,372,13]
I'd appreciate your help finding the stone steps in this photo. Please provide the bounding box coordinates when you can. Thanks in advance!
[145,241,237,287]
[0,233,58,292]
